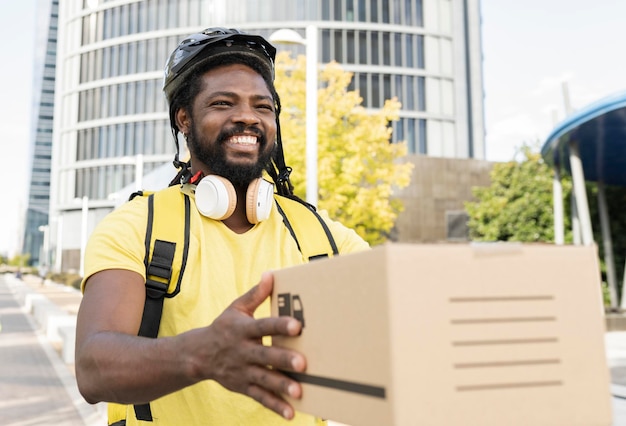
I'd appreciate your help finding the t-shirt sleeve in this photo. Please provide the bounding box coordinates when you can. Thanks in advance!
[81,197,149,292]
[316,210,370,254]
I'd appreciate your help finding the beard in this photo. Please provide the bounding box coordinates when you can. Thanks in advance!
[187,122,275,188]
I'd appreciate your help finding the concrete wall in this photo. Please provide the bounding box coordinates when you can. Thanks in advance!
[393,155,495,243]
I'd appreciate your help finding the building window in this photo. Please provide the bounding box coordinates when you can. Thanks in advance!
[370,0,378,22]
[405,76,414,110]
[358,0,367,21]
[371,74,380,108]
[404,0,412,25]
[333,29,343,62]
[383,74,391,104]
[394,117,427,153]
[382,0,390,23]
[393,33,402,66]
[322,0,330,19]
[407,118,415,151]
[416,35,425,68]
[418,118,427,153]
[322,29,331,62]
[382,32,391,65]
[358,73,369,106]
[392,0,402,24]
[371,31,379,65]
[405,34,414,68]
[415,0,423,26]
[417,76,425,111]
[333,0,342,20]
[346,0,355,20]
[346,30,356,63]
[394,74,402,105]
[394,119,404,142]
[358,31,368,65]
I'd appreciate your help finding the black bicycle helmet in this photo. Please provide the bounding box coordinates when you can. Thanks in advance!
[163,27,276,104]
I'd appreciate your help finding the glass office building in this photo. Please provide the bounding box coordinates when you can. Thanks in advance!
[49,0,484,271]
[22,0,59,266]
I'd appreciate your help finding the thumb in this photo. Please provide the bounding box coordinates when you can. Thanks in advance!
[233,271,274,316]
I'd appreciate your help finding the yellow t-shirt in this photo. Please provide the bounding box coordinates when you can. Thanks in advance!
[83,185,369,425]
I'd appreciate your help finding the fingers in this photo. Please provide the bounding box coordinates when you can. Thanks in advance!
[253,315,302,338]
[248,383,298,420]
[210,271,306,419]
[211,271,303,351]
[243,341,306,373]
[230,271,303,338]
[232,271,274,316]
[246,365,302,420]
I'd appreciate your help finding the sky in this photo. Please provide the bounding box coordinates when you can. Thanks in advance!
[1,0,39,258]
[481,0,626,160]
[1,0,626,257]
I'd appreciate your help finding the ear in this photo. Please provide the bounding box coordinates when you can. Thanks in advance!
[175,108,191,136]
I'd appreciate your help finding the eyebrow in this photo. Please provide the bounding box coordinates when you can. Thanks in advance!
[208,91,273,102]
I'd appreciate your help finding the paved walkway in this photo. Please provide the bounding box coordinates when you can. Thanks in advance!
[0,272,106,425]
[3,271,626,425]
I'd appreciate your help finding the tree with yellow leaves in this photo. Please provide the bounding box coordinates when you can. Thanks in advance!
[274,53,413,245]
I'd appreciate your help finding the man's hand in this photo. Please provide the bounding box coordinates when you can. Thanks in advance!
[181,271,306,419]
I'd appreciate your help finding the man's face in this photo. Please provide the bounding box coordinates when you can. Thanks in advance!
[184,63,277,188]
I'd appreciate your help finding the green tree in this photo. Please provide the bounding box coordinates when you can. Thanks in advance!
[9,253,30,268]
[465,143,626,306]
[274,53,413,245]
[465,144,573,242]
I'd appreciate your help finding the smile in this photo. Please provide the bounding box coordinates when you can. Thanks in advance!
[227,135,258,145]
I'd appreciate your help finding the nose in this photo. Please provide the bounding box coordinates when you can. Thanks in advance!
[231,103,260,125]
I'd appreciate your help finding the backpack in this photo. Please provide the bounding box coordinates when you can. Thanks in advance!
[107,186,338,425]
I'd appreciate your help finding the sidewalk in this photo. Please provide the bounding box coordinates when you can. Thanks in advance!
[607,331,626,425]
[2,270,626,425]
[0,272,106,426]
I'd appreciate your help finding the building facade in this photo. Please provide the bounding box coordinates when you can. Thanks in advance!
[22,0,59,266]
[48,0,484,271]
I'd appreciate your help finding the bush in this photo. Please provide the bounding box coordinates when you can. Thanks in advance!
[49,272,83,289]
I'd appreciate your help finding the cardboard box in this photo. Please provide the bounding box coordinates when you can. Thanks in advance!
[271,243,612,426]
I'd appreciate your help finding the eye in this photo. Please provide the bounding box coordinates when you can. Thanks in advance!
[257,103,275,112]
[211,100,232,107]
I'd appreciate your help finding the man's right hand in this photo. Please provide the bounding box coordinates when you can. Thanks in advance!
[181,271,305,419]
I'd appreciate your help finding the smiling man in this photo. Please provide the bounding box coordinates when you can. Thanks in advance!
[74,28,369,426]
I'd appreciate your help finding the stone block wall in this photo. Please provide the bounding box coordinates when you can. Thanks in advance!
[393,155,496,243]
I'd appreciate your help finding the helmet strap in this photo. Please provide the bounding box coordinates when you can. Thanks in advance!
[169,129,192,187]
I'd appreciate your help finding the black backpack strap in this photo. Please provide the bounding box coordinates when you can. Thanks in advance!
[275,196,339,260]
[308,207,339,257]
[133,191,191,422]
[275,201,302,253]
[138,239,175,337]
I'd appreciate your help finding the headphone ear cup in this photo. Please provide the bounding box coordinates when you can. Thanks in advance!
[246,178,275,224]
[195,175,237,220]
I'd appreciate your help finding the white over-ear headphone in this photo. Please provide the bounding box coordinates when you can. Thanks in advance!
[194,175,274,224]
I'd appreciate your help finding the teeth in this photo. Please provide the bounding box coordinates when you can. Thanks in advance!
[229,135,257,145]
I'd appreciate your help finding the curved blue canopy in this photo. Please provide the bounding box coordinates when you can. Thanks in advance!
[541,90,626,186]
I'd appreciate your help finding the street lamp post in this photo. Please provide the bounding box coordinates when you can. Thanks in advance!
[80,195,88,277]
[38,224,50,267]
[269,25,318,207]
[73,196,89,277]
[135,154,144,191]
[55,215,63,273]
